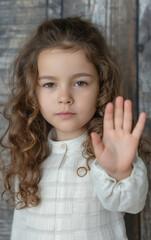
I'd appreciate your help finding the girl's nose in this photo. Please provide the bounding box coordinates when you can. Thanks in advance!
[58,89,74,105]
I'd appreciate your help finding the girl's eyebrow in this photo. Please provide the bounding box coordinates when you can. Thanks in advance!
[38,73,94,80]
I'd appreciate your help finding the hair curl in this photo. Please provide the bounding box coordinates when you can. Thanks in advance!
[0,16,149,209]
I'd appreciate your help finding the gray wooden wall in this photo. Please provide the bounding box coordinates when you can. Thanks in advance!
[0,0,151,239]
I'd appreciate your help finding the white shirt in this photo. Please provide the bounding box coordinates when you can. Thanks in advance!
[11,130,148,240]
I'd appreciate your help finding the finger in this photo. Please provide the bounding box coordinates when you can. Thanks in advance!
[91,132,104,158]
[114,96,124,129]
[123,99,132,132]
[103,102,114,133]
[132,112,146,140]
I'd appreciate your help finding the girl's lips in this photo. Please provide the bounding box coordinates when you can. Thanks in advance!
[56,113,76,119]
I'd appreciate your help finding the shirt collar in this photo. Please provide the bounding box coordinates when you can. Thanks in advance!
[48,128,88,153]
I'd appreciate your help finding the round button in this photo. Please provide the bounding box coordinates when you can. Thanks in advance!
[77,167,87,177]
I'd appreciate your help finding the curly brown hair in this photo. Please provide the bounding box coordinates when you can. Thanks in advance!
[0,16,146,209]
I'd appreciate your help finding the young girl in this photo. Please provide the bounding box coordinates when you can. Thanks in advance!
[0,17,148,240]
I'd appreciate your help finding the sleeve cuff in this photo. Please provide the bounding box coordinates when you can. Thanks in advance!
[90,153,148,213]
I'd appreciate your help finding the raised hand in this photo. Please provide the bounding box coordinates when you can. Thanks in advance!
[91,96,146,181]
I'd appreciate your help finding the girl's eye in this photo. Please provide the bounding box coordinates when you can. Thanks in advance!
[74,81,87,87]
[43,82,56,88]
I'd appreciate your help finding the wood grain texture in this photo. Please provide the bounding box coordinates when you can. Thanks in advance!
[139,0,151,239]
[47,0,62,19]
[109,0,137,116]
[0,0,46,8]
[0,200,13,240]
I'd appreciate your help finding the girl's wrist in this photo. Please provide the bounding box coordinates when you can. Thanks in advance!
[106,165,133,182]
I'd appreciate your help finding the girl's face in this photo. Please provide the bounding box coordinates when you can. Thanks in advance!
[36,48,99,141]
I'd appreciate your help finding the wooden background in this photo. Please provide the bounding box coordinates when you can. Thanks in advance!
[0,0,150,239]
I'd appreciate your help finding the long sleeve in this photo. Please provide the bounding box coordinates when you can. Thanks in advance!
[90,153,148,213]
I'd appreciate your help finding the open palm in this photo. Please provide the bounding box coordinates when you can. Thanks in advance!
[91,96,146,180]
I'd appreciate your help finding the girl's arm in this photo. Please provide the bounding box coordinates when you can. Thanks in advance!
[90,152,148,213]
[90,96,148,213]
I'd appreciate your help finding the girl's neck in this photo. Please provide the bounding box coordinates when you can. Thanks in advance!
[54,128,86,141]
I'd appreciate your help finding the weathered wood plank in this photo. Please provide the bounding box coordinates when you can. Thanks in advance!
[0,38,25,49]
[139,0,151,239]
[0,0,46,8]
[0,52,17,69]
[109,0,137,117]
[0,8,46,25]
[0,193,14,240]
[47,0,62,19]
[0,24,38,39]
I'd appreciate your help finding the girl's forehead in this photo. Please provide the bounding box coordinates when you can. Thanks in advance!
[38,47,87,57]
[37,47,99,79]
[38,47,92,66]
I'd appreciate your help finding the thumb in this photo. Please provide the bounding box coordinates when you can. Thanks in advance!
[91,132,104,159]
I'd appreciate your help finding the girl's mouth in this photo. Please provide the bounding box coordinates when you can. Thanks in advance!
[56,112,76,119]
